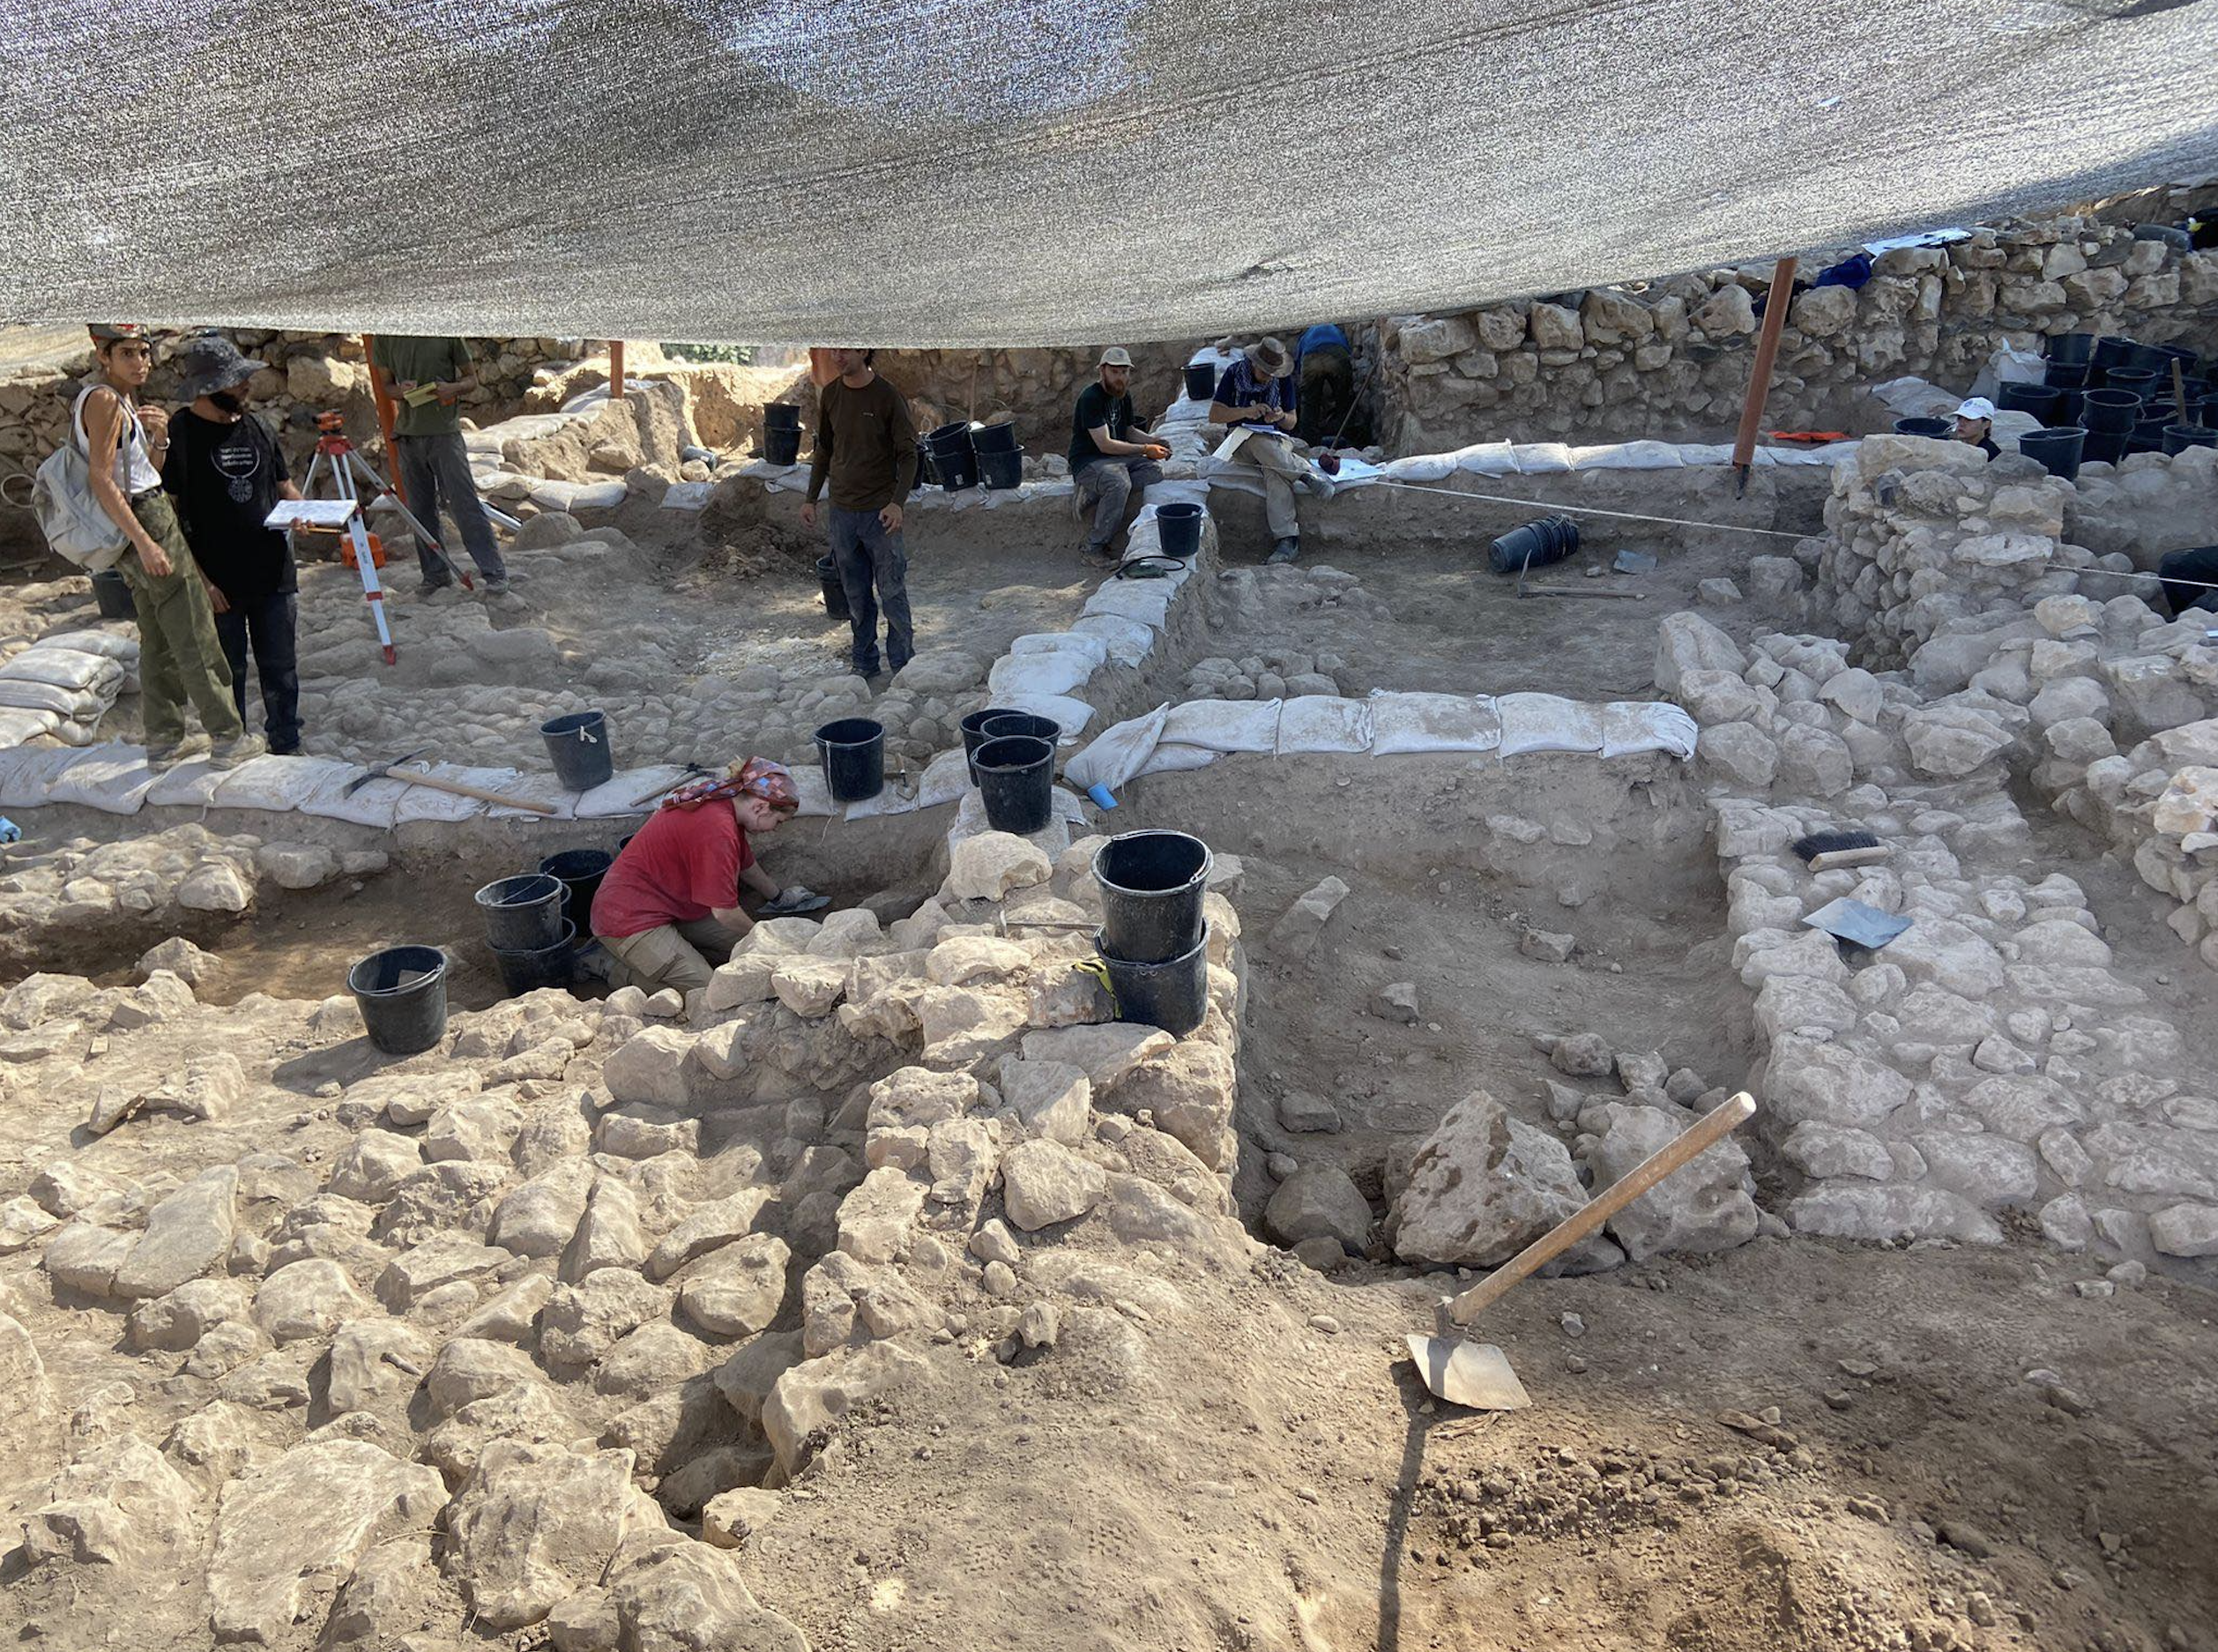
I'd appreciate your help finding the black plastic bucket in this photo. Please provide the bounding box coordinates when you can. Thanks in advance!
[982,711,1061,746]
[972,420,1020,455]
[979,449,1023,490]
[764,426,803,465]
[2017,426,2086,480]
[2163,424,2217,455]
[493,919,577,998]
[2104,368,2157,401]
[961,705,1026,784]
[2082,389,2141,430]
[2048,332,2099,368]
[913,443,937,492]
[2094,337,2137,376]
[1997,381,2062,422]
[91,568,136,620]
[1094,830,1211,964]
[541,711,613,792]
[1893,416,1953,438]
[2052,388,2086,428]
[2043,358,2090,391]
[932,448,978,492]
[1487,514,1580,576]
[348,945,450,1056]
[538,849,613,933]
[1099,925,1210,1038]
[2127,415,2171,456]
[1156,502,1203,558]
[1184,362,1218,402]
[763,403,801,430]
[476,873,567,951]
[974,734,1055,835]
[815,554,850,620]
[815,717,885,803]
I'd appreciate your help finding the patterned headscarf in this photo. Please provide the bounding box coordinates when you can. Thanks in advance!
[661,756,799,813]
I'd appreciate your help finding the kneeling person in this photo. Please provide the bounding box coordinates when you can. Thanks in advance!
[1070,347,1170,564]
[589,759,820,995]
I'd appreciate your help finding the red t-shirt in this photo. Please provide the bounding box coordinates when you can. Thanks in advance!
[590,802,755,939]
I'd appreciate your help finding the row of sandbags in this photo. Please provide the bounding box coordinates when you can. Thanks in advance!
[0,629,138,748]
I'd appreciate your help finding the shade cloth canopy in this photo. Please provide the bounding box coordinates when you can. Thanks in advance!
[1,0,2214,344]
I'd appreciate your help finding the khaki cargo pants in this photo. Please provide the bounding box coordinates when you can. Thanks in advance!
[599,917,746,995]
[121,491,245,748]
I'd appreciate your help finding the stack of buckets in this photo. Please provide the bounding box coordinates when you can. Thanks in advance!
[2023,334,2214,476]
[926,421,979,492]
[474,873,577,995]
[959,708,1061,834]
[1091,830,1213,1037]
[972,420,1024,491]
[763,403,803,466]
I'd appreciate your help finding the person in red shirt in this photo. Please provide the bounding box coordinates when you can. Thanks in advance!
[589,758,823,994]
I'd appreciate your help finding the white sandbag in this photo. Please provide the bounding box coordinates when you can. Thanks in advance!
[1381,453,1456,482]
[576,765,689,820]
[1083,579,1176,630]
[1367,691,1503,755]
[1071,614,1157,668]
[987,651,1096,699]
[1603,700,1699,761]
[145,757,230,809]
[0,648,121,693]
[1497,692,1605,756]
[1136,742,1221,778]
[1162,697,1281,754]
[1276,696,1374,755]
[39,629,138,663]
[1972,341,2046,398]
[0,679,107,720]
[44,747,157,815]
[916,746,973,808]
[791,765,835,818]
[212,754,361,813]
[0,745,84,807]
[484,769,579,822]
[394,764,516,823]
[1065,703,1171,793]
[1009,631,1109,669]
[951,785,1086,840]
[1451,442,1522,475]
[1675,443,1737,466]
[1567,440,1686,471]
[297,770,404,829]
[842,783,921,822]
[1508,443,1574,473]
[994,691,1094,741]
[49,722,101,748]
[0,707,61,747]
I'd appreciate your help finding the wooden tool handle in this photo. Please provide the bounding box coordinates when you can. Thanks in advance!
[1448,1092,1758,1325]
[630,778,682,807]
[391,768,559,815]
[2171,359,2191,419]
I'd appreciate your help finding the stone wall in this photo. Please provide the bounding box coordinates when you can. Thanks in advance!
[872,341,1209,447]
[1375,184,2218,453]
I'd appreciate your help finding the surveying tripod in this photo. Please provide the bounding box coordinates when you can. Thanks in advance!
[298,410,467,664]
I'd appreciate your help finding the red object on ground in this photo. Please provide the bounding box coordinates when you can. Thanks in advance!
[591,801,755,938]
[1765,429,1851,444]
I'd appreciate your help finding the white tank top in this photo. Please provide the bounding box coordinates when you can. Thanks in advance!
[72,384,161,495]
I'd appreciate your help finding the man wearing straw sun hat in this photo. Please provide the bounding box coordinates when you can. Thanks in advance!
[1208,336,1326,565]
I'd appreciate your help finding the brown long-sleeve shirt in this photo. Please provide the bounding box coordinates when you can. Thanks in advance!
[805,373,918,511]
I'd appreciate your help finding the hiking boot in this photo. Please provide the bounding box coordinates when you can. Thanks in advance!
[145,733,210,770]
[207,733,268,770]
[482,576,513,595]
[418,575,454,595]
[1266,537,1301,565]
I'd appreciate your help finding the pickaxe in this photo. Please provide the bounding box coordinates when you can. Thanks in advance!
[344,748,558,815]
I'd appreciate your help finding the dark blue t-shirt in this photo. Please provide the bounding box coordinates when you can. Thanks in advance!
[1212,358,1298,419]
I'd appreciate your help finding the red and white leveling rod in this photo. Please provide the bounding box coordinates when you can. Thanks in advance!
[298,410,465,665]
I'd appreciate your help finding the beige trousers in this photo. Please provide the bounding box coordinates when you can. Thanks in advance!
[598,916,745,995]
[1228,434,1307,540]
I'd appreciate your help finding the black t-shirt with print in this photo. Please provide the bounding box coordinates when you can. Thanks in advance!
[162,408,297,601]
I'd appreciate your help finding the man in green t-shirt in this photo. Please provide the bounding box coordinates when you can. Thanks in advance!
[367,334,510,594]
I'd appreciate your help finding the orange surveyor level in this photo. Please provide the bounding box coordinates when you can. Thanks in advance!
[340,530,389,571]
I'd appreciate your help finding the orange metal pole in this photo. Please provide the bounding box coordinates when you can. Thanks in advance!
[609,339,624,399]
[362,333,406,506]
[1730,257,1798,495]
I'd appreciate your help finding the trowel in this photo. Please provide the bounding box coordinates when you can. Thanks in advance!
[1410,1093,1759,1410]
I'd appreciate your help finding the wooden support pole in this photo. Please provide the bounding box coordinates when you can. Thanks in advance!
[1730,257,1799,496]
[609,339,625,399]
[361,334,406,506]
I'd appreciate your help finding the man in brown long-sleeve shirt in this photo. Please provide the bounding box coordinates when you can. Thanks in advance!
[800,349,919,678]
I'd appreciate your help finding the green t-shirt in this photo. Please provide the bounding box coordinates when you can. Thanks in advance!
[368,335,473,436]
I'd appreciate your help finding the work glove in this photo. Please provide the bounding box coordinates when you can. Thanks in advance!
[760,885,831,917]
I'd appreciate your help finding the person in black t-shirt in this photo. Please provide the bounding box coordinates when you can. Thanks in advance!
[161,335,306,754]
[1068,347,1169,566]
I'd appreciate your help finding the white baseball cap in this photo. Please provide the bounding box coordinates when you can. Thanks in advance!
[1955,397,1997,420]
[1098,346,1133,368]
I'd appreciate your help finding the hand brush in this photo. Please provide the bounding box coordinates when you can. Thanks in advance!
[1790,829,1890,872]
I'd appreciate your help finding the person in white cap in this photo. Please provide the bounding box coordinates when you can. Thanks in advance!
[1209,336,1324,563]
[1068,347,1170,566]
[1954,398,2000,458]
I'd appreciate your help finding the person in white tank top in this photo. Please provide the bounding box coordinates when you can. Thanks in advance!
[77,324,257,766]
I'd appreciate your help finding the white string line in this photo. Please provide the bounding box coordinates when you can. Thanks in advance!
[1352,478,2218,596]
